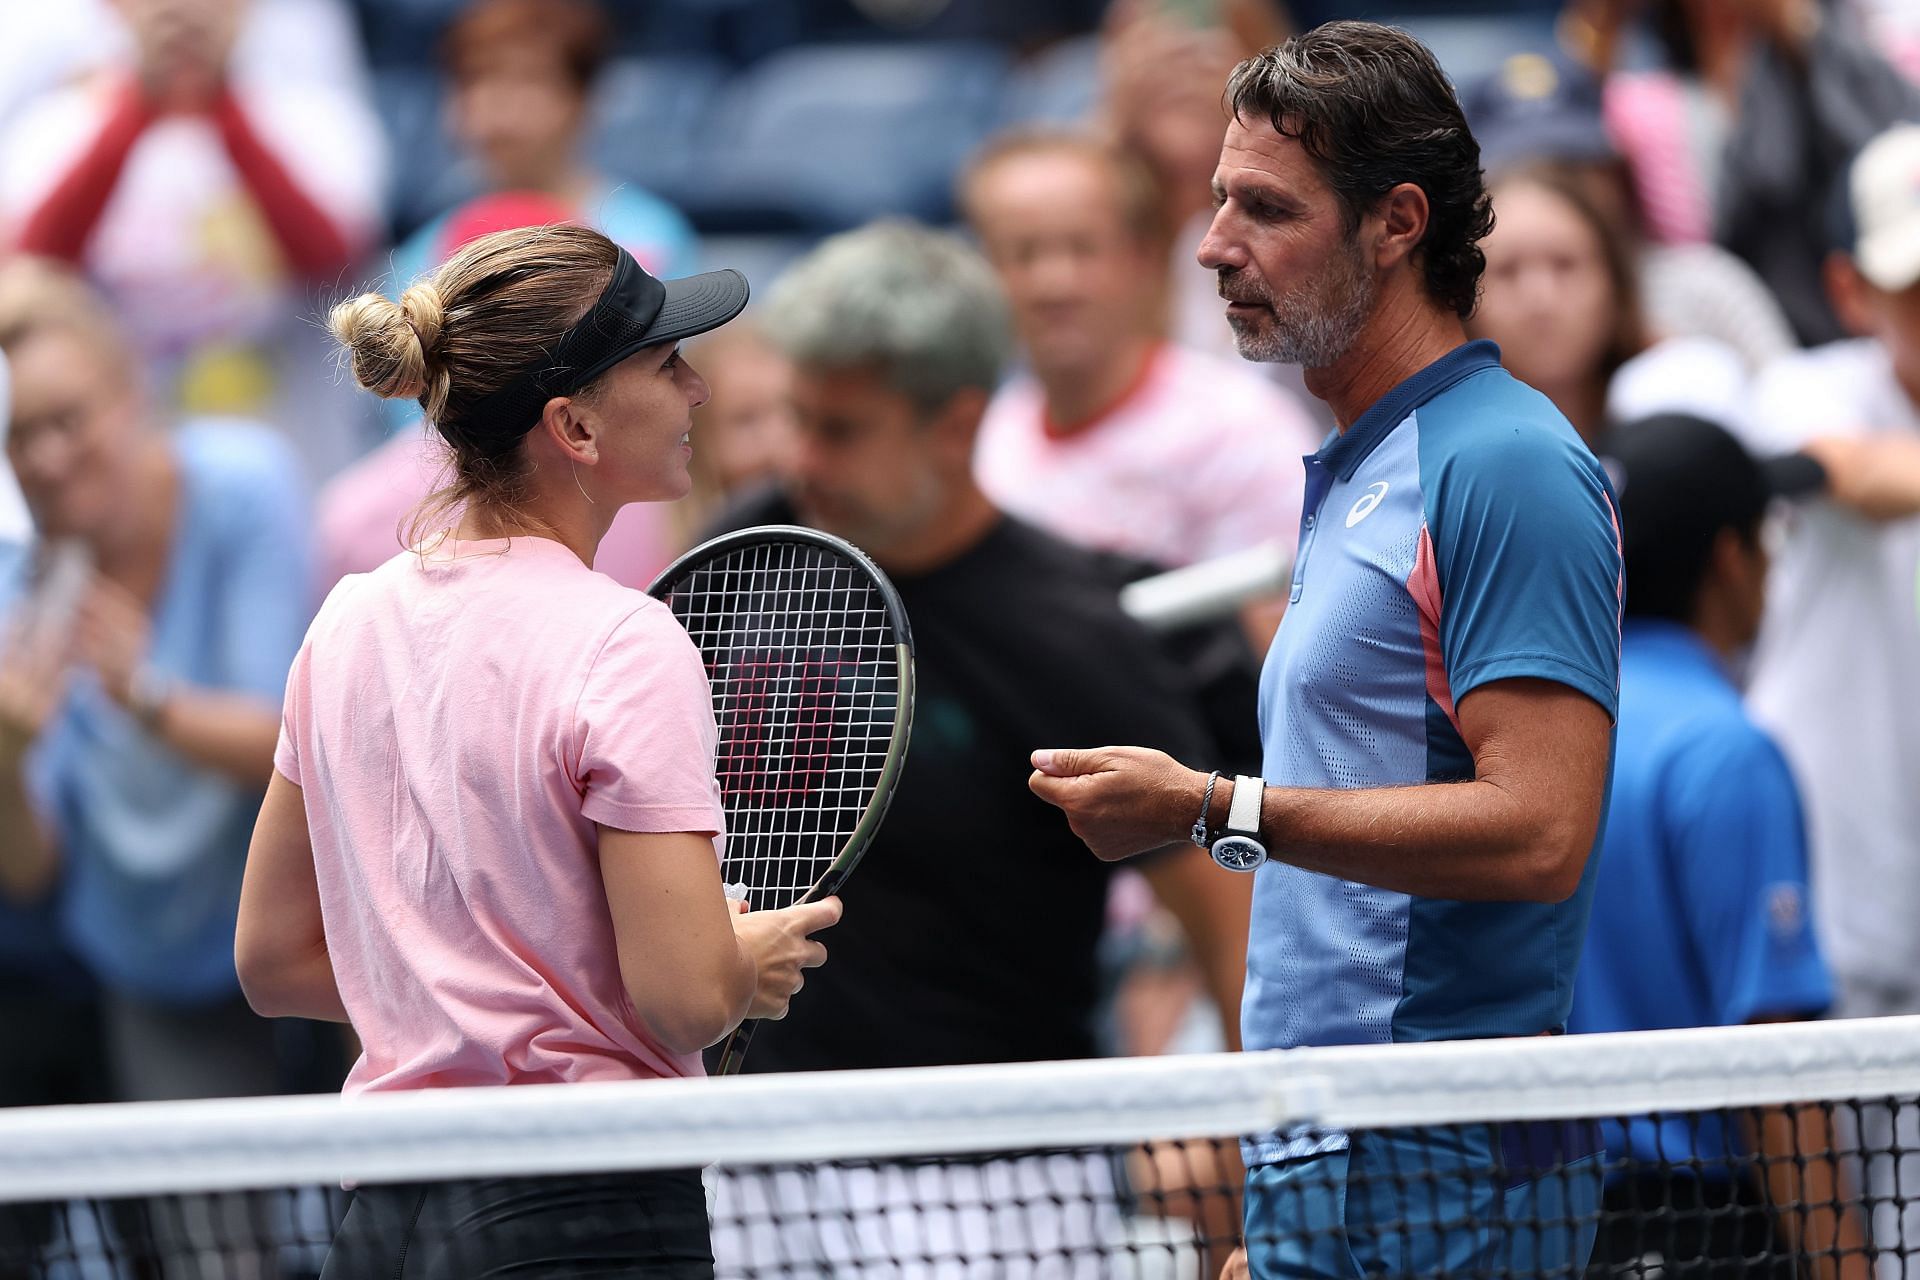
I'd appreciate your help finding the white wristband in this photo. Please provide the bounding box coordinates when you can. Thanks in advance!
[1226,774,1265,837]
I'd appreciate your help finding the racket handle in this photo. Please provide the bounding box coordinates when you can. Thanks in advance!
[715,1020,759,1076]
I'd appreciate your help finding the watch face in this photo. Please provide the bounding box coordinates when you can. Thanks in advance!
[1210,835,1268,873]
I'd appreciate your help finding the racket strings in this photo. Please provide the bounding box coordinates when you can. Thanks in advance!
[666,542,901,909]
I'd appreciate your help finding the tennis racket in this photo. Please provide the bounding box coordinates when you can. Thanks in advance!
[647,525,914,1074]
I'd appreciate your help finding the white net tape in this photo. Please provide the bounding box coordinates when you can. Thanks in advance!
[4,1017,1916,1205]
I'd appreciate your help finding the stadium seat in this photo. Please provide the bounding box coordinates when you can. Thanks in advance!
[996,34,1101,129]
[1377,13,1559,88]
[371,66,477,241]
[589,56,727,200]
[679,42,1011,233]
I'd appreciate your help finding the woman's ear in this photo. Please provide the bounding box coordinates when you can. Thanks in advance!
[538,394,599,465]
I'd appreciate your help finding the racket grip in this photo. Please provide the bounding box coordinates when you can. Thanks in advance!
[715,1021,759,1076]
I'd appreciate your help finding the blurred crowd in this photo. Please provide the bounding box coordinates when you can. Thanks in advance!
[2,0,1920,1265]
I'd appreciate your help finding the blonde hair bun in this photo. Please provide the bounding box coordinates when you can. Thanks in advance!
[329,281,451,419]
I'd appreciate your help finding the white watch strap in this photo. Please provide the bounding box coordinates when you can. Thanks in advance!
[1226,774,1264,836]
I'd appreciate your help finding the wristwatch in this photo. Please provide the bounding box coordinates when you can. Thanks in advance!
[1210,774,1269,872]
[127,664,174,733]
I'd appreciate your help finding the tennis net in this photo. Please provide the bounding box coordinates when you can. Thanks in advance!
[2,1016,1917,1278]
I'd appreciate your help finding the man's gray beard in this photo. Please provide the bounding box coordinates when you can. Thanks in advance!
[1227,247,1376,368]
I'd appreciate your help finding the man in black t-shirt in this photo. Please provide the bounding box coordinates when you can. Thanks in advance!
[705,222,1250,1276]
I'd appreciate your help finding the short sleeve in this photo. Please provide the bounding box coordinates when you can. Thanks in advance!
[1428,425,1623,716]
[274,637,311,787]
[1667,725,1832,1024]
[574,604,726,835]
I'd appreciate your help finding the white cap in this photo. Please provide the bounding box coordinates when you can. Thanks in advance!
[1852,123,1920,292]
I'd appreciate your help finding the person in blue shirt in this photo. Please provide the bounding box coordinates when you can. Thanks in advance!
[1030,21,1623,1279]
[0,258,313,1112]
[1576,413,1868,1278]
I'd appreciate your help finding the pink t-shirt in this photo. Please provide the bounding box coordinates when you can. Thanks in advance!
[275,534,725,1094]
[974,343,1320,569]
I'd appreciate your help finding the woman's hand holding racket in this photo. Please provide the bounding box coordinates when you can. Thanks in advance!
[731,896,842,1022]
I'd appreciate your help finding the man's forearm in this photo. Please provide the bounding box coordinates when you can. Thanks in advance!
[1742,1104,1871,1280]
[150,689,281,789]
[1141,848,1250,1051]
[1218,774,1595,903]
[0,761,58,902]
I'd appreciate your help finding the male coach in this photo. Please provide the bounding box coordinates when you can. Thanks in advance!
[1029,21,1624,1280]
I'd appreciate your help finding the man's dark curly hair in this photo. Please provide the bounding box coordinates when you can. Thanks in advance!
[1225,21,1495,318]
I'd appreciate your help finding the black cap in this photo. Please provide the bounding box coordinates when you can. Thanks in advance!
[459,248,749,446]
[1600,414,1823,620]
[1461,52,1614,173]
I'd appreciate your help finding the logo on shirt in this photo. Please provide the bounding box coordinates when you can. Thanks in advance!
[1346,482,1390,528]
[1768,883,1806,940]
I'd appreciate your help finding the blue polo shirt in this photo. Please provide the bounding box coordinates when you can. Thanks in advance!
[1246,341,1623,1165]
[1570,619,1830,1170]
[2,421,311,1005]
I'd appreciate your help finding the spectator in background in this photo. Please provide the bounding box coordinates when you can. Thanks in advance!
[964,131,1318,575]
[1461,50,1796,376]
[385,0,697,303]
[0,342,113,1275]
[0,0,386,483]
[1563,0,1920,346]
[1573,413,1863,1279]
[667,321,796,551]
[319,192,682,596]
[1734,122,1920,1269]
[1470,165,1748,445]
[707,221,1250,1274]
[0,260,315,1101]
[0,354,25,543]
[1095,0,1343,442]
[0,260,317,1272]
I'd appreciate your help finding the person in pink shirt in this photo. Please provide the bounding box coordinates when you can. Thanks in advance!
[234,224,840,1278]
[964,130,1320,575]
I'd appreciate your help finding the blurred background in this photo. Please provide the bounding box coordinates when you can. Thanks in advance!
[4,0,1920,1139]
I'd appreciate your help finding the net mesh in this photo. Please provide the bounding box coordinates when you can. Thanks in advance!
[653,537,909,910]
[3,1018,1917,1279]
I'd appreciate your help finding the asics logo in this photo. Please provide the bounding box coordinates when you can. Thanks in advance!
[1346,481,1390,528]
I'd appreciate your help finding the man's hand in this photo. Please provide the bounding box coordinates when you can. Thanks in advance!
[0,624,67,768]
[1218,1246,1249,1280]
[1802,435,1920,521]
[1028,746,1205,862]
[74,577,152,709]
[128,0,239,113]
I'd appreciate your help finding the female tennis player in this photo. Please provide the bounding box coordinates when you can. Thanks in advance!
[234,224,841,1279]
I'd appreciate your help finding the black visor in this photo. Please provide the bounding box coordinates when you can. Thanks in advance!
[458,249,749,442]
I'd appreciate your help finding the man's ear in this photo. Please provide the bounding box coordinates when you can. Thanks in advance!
[537,394,599,465]
[1373,182,1431,271]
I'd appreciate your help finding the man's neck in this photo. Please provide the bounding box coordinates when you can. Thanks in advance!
[92,439,176,594]
[1039,336,1157,436]
[1303,290,1469,431]
[867,483,1001,577]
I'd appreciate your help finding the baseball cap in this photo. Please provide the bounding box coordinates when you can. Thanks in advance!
[1461,53,1614,174]
[1850,122,1920,292]
[1601,414,1823,620]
